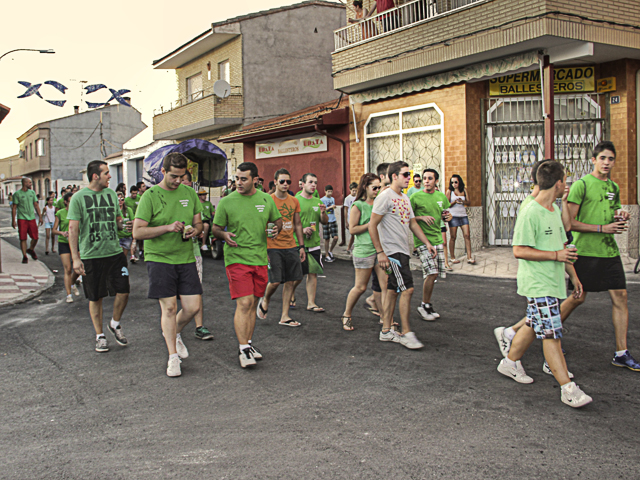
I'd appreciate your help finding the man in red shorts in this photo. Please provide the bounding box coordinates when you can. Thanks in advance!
[212,162,282,368]
[11,177,42,264]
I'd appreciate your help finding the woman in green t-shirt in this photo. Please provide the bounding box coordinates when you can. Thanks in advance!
[53,192,80,303]
[340,173,386,331]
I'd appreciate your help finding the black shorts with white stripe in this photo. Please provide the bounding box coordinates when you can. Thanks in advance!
[387,252,413,293]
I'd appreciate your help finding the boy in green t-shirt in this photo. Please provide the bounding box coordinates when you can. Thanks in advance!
[212,162,282,369]
[197,188,215,251]
[133,152,204,377]
[564,141,639,372]
[410,168,452,322]
[499,161,592,408]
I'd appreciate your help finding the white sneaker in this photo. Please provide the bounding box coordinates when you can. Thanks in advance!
[497,359,534,384]
[176,334,189,359]
[71,284,80,296]
[379,330,400,343]
[66,294,74,303]
[167,357,182,377]
[239,347,257,368]
[201,245,209,251]
[561,382,592,408]
[417,304,436,321]
[249,344,263,360]
[494,327,512,358]
[543,361,574,379]
[398,331,424,349]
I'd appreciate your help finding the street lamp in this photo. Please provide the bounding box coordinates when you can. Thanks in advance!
[0,49,55,61]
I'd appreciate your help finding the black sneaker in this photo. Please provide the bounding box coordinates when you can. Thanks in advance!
[22,256,28,264]
[195,326,214,341]
[107,325,128,346]
[612,350,640,371]
[27,248,38,260]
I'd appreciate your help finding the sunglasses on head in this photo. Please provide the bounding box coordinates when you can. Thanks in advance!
[279,179,292,185]
[401,172,411,178]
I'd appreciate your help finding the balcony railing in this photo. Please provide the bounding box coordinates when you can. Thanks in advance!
[153,84,243,116]
[334,0,486,51]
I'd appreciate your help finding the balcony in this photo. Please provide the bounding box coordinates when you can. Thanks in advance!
[334,0,485,52]
[153,86,244,141]
[332,0,640,94]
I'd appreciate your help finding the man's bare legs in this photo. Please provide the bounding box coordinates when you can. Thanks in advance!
[89,293,127,335]
[235,295,259,344]
[610,289,629,351]
[422,273,437,304]
[159,295,200,355]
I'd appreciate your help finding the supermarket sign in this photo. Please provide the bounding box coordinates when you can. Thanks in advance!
[256,133,327,159]
[489,67,595,96]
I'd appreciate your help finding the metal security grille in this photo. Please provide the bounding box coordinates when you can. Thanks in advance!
[482,94,605,245]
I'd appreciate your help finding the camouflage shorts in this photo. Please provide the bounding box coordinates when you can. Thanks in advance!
[526,296,563,340]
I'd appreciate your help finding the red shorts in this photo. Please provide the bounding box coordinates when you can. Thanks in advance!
[225,263,268,300]
[17,219,39,241]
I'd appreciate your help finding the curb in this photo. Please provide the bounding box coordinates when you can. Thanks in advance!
[0,241,56,308]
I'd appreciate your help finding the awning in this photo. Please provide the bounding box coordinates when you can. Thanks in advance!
[350,50,540,104]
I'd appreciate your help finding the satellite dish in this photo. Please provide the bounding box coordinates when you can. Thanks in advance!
[213,80,231,99]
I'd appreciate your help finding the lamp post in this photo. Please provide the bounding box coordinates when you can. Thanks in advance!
[0,49,55,61]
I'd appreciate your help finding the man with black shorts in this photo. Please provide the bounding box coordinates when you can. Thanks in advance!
[293,173,329,313]
[69,161,131,353]
[134,153,203,377]
[257,168,306,327]
[11,177,42,264]
[212,162,282,368]
[369,161,436,349]
[565,141,639,371]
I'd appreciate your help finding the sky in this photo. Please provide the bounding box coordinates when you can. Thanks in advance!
[0,0,342,159]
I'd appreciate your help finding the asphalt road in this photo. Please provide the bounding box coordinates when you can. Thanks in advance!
[1,208,639,479]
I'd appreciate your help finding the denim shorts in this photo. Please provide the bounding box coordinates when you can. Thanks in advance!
[526,296,563,340]
[448,216,469,228]
[44,221,54,229]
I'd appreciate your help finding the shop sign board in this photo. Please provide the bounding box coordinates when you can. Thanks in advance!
[256,133,328,159]
[489,67,595,96]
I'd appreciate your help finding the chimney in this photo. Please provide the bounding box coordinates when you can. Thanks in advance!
[74,106,79,114]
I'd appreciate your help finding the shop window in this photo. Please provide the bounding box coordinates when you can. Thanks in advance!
[219,60,230,84]
[36,138,45,157]
[186,73,203,103]
[365,104,444,186]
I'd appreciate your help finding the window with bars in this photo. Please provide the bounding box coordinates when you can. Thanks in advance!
[365,104,444,186]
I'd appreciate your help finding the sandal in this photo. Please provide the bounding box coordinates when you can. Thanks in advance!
[444,265,454,272]
[364,303,381,317]
[467,258,476,265]
[307,306,325,313]
[257,298,268,319]
[451,258,461,264]
[279,319,301,327]
[341,315,354,331]
[289,297,296,309]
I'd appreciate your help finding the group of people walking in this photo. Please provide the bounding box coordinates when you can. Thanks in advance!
[9,141,638,409]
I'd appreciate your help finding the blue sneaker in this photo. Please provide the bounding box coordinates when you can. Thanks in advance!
[611,351,640,372]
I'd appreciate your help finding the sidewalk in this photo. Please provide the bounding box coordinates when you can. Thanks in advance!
[331,242,639,280]
[0,239,55,306]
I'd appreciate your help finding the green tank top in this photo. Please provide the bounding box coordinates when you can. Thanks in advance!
[352,200,376,258]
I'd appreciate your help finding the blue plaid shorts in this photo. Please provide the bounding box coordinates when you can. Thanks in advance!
[526,296,563,340]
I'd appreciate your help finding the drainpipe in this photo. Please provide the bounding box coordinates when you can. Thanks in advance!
[315,124,348,246]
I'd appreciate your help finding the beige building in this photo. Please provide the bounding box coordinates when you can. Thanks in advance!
[332,0,640,256]
[152,0,345,176]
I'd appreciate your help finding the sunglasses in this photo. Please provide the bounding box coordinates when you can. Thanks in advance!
[401,172,411,178]
[279,179,292,185]
[371,186,381,191]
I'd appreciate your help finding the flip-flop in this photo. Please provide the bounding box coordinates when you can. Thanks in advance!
[307,306,325,313]
[444,265,454,272]
[257,298,268,319]
[289,299,296,309]
[451,258,461,264]
[364,304,381,317]
[279,319,301,327]
[467,258,476,265]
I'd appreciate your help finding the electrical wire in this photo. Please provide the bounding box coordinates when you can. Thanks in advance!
[332,10,640,77]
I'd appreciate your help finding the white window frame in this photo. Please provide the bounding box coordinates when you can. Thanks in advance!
[364,103,445,189]
[219,60,230,84]
[186,73,203,103]
[36,138,45,157]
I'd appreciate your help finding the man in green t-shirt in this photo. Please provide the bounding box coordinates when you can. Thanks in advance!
[197,188,215,251]
[11,177,42,263]
[410,169,452,322]
[68,161,132,354]
[500,161,593,407]
[564,141,639,372]
[55,188,68,211]
[124,186,139,214]
[212,162,282,369]
[134,153,204,377]
[292,173,329,313]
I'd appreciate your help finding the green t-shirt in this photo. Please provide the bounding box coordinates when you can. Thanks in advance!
[118,206,135,239]
[352,200,376,258]
[12,189,38,221]
[200,201,215,221]
[296,193,325,248]
[67,188,123,260]
[407,186,421,197]
[213,190,281,267]
[124,196,139,215]
[519,195,535,213]
[513,201,568,299]
[55,208,70,244]
[567,174,621,258]
[135,184,203,265]
[410,190,450,247]
[56,197,65,210]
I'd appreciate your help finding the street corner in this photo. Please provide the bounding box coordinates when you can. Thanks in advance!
[0,239,55,307]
